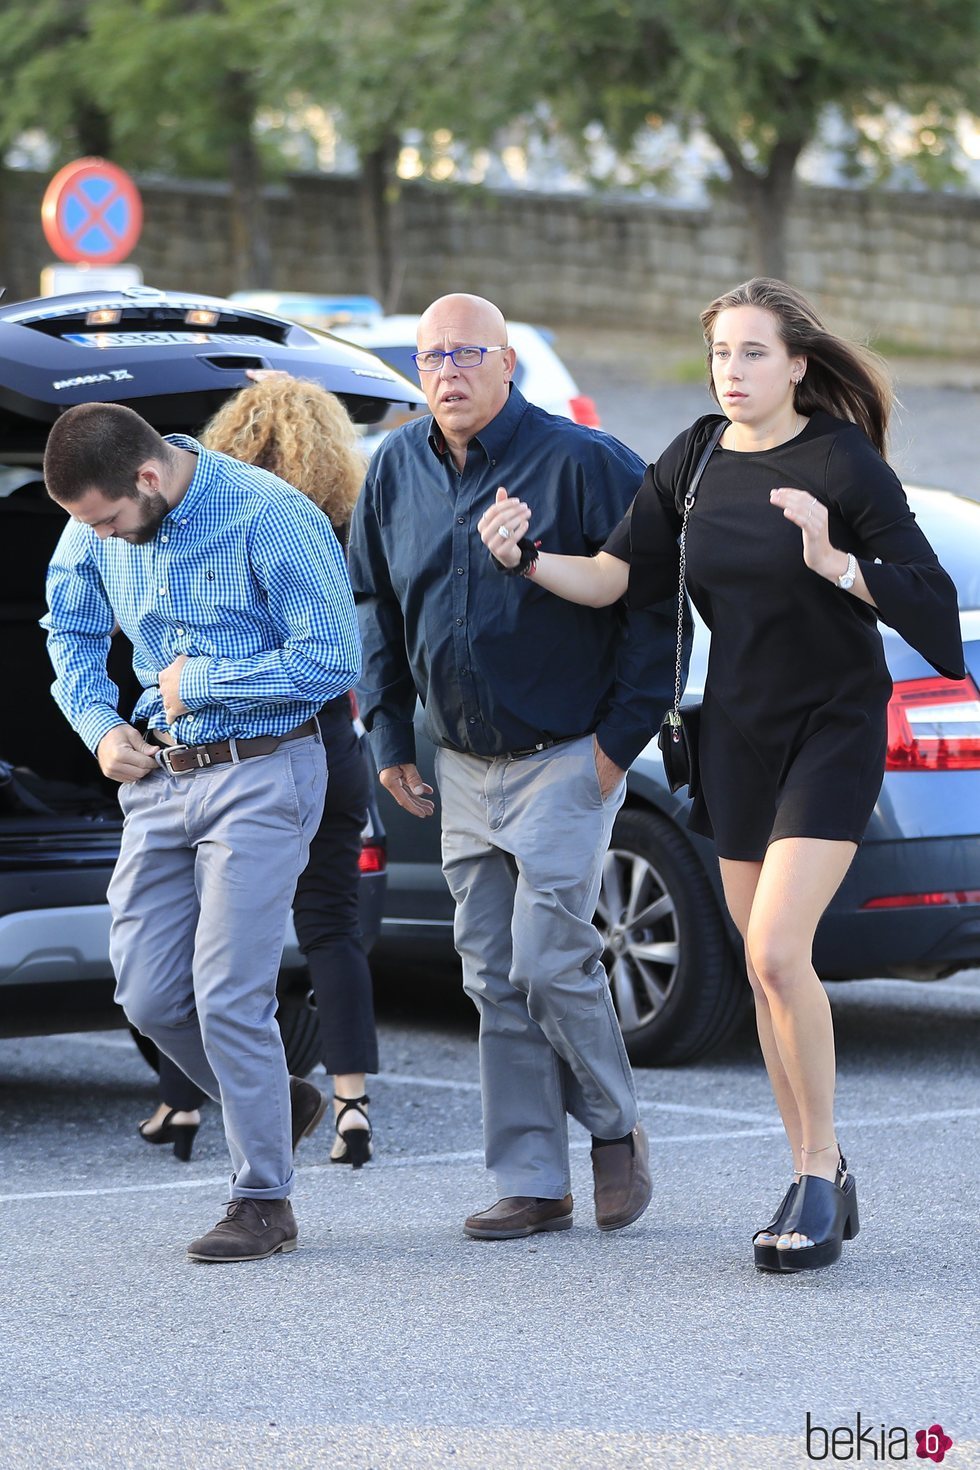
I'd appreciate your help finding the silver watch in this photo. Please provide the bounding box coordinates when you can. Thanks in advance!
[837,552,857,591]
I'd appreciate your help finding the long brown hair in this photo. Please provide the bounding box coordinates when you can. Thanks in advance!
[700,278,893,457]
[200,376,366,534]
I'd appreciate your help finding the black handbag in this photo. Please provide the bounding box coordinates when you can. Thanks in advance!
[657,421,726,797]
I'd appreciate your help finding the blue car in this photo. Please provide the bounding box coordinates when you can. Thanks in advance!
[372,485,980,1064]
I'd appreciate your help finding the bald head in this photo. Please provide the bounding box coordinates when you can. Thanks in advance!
[414,294,516,465]
[416,294,509,349]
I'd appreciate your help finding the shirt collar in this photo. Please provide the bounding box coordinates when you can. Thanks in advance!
[162,433,214,523]
[426,384,529,464]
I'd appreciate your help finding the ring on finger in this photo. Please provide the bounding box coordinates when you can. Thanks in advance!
[498,525,512,540]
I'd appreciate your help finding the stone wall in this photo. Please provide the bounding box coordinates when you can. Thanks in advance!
[2,168,978,349]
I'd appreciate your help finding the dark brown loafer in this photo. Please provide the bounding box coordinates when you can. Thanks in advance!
[591,1122,652,1231]
[463,1195,574,1240]
[187,1197,298,1262]
[290,1075,327,1151]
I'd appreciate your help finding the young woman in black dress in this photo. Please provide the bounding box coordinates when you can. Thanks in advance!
[477,278,964,1272]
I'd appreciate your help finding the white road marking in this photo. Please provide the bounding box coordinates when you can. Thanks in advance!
[2,1107,977,1204]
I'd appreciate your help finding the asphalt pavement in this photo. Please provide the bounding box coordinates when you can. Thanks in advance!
[1,968,978,1470]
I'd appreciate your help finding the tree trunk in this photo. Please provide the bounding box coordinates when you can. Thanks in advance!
[224,72,272,290]
[73,102,113,160]
[358,135,403,311]
[712,133,805,280]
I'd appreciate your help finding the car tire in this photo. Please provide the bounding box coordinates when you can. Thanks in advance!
[596,807,746,1065]
[275,974,323,1077]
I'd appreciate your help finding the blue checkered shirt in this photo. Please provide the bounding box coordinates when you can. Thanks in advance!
[43,436,361,753]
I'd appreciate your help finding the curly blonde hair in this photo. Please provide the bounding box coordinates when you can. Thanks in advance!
[200,375,366,534]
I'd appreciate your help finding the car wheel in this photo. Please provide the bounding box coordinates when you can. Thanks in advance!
[275,975,323,1077]
[596,807,746,1065]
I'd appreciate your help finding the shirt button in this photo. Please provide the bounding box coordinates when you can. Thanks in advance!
[159,586,168,596]
[491,459,497,467]
[460,668,469,676]
[161,534,169,543]
[468,716,477,724]
[176,627,185,636]
[456,567,464,575]
[455,618,463,626]
[457,516,465,524]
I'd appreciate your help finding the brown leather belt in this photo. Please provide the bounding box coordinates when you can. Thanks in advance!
[151,718,318,776]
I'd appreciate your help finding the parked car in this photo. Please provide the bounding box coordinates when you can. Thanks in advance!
[0,284,423,1070]
[231,296,601,448]
[334,313,602,430]
[371,485,980,1065]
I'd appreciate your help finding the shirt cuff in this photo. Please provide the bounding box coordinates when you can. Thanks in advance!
[595,722,655,773]
[366,722,418,773]
[178,656,214,711]
[79,709,128,756]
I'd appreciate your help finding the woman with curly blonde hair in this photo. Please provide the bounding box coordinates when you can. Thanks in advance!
[134,373,379,1168]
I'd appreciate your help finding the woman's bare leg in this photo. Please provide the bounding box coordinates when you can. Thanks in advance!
[745,837,857,1247]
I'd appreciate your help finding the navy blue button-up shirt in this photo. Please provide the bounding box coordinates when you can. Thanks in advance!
[348,386,680,772]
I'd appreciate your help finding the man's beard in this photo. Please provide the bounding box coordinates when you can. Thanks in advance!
[123,489,170,544]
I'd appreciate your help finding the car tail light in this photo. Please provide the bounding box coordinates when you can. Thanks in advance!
[862,889,980,909]
[358,842,386,874]
[568,394,601,428]
[885,674,980,771]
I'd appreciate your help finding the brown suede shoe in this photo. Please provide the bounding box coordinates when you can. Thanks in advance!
[463,1195,573,1240]
[187,1198,298,1262]
[591,1122,652,1231]
[290,1075,327,1151]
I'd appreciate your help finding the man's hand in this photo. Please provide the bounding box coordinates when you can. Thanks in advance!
[159,655,189,724]
[593,736,625,800]
[97,725,159,783]
[379,763,435,818]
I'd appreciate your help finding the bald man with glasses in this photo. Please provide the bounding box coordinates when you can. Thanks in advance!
[349,293,681,1239]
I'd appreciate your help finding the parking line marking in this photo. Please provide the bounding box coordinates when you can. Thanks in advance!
[2,1107,977,1204]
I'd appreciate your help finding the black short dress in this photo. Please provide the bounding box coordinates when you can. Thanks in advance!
[603,411,965,861]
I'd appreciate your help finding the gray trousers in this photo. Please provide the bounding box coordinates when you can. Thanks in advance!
[108,735,326,1199]
[437,737,638,1200]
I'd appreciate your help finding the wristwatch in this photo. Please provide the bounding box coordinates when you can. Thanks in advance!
[837,552,857,591]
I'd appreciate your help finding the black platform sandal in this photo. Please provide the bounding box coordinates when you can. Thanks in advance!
[330,1094,373,1169]
[777,1147,859,1273]
[138,1108,200,1163]
[752,1179,800,1272]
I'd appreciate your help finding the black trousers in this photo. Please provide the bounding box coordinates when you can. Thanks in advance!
[132,701,379,1108]
[292,700,379,1076]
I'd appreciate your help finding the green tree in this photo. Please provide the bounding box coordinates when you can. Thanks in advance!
[291,0,535,308]
[81,0,300,285]
[517,0,980,277]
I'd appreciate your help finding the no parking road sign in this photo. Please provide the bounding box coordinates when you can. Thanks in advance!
[42,158,143,264]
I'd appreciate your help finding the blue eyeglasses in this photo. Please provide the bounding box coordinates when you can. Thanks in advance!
[412,345,506,371]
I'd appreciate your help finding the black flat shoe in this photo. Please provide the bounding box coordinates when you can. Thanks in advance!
[330,1093,373,1169]
[753,1180,799,1272]
[138,1108,200,1162]
[777,1153,859,1272]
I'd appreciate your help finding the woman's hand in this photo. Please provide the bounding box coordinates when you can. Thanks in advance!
[478,487,531,568]
[769,487,849,583]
